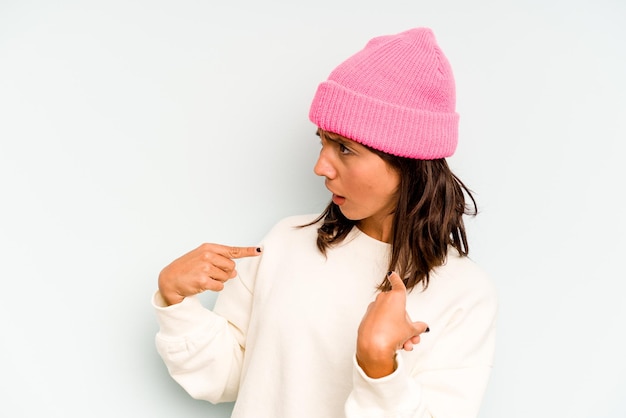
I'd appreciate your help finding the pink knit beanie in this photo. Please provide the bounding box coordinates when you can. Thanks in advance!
[309,28,458,159]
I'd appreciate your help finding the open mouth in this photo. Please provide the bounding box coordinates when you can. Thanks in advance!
[332,194,346,205]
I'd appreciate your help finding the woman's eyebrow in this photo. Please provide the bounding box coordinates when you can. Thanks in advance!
[321,132,348,145]
[317,130,358,149]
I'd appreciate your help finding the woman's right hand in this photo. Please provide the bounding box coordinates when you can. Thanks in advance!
[158,243,262,306]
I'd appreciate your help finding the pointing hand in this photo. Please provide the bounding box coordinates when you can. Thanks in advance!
[158,243,261,306]
[356,271,429,378]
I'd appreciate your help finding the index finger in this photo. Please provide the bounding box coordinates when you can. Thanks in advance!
[387,271,407,291]
[223,245,262,259]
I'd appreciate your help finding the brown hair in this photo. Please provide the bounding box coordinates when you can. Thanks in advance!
[306,138,477,292]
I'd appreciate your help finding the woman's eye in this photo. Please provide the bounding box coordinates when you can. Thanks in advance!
[339,143,351,154]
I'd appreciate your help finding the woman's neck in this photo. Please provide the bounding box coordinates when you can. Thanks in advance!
[356,215,394,243]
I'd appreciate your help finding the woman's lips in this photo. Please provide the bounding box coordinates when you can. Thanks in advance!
[332,194,346,205]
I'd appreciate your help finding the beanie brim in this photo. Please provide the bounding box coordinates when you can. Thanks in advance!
[309,80,459,159]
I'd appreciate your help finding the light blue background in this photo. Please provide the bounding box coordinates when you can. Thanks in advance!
[1,0,624,416]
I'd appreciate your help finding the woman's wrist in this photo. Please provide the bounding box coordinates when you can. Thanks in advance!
[355,346,397,378]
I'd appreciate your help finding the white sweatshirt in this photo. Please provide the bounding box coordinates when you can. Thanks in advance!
[153,214,497,418]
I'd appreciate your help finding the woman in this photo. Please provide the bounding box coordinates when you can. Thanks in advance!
[154,27,497,418]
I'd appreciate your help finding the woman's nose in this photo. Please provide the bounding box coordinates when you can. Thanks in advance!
[313,151,336,179]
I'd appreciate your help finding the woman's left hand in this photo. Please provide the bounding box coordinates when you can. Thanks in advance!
[356,271,429,378]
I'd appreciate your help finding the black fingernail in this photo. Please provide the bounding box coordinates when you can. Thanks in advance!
[425,327,430,333]
[387,271,392,276]
[256,247,262,253]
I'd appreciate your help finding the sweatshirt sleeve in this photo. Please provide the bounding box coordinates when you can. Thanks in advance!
[153,254,261,403]
[345,270,498,418]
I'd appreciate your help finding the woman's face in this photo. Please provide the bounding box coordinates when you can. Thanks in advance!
[314,130,400,241]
